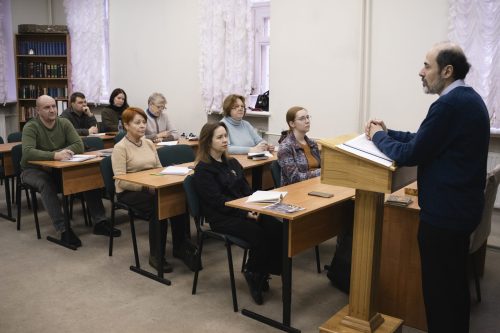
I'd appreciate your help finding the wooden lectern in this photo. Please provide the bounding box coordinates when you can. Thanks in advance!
[318,135,416,333]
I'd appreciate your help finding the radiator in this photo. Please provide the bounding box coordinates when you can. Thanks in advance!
[487,152,500,208]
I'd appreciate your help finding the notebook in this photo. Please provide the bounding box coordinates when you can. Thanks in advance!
[62,154,97,162]
[246,190,287,203]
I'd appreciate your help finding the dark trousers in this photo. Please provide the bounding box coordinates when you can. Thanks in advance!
[418,221,471,333]
[117,190,187,259]
[210,214,282,276]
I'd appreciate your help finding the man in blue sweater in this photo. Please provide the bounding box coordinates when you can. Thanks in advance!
[366,42,489,333]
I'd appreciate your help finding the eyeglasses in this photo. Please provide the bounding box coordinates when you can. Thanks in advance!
[232,104,245,110]
[153,104,166,111]
[295,115,312,122]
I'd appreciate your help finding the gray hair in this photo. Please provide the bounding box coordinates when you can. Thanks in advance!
[148,92,167,105]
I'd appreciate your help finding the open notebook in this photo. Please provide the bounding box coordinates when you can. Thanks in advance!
[159,166,191,175]
[336,134,394,167]
[61,154,97,162]
[246,190,287,203]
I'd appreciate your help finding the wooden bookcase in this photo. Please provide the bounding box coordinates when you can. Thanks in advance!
[14,32,71,128]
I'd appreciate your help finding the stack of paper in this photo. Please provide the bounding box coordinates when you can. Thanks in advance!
[157,141,178,146]
[246,190,287,203]
[62,154,97,162]
[336,134,393,167]
[88,133,106,137]
[159,166,191,175]
[386,195,413,207]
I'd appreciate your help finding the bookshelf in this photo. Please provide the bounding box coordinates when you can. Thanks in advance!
[15,32,71,128]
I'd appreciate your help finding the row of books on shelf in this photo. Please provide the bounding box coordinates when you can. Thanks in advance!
[18,62,67,78]
[19,84,68,99]
[17,41,67,56]
[20,100,68,122]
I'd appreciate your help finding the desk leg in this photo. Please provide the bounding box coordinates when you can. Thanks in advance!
[0,177,16,222]
[241,218,300,333]
[129,189,171,286]
[46,194,77,250]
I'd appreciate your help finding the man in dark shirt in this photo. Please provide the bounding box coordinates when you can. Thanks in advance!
[366,42,489,333]
[61,92,98,136]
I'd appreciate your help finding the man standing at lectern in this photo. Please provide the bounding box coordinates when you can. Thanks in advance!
[365,42,489,333]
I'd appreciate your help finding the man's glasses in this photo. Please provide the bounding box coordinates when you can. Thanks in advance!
[295,115,312,121]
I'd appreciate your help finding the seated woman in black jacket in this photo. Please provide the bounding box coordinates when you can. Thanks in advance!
[193,122,282,305]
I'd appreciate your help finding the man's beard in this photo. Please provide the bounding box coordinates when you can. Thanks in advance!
[422,76,446,95]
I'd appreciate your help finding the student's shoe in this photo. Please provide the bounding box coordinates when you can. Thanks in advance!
[93,221,121,237]
[244,271,263,305]
[262,274,271,292]
[60,228,82,248]
[149,256,173,273]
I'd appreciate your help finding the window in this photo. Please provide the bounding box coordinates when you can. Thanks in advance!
[252,1,270,95]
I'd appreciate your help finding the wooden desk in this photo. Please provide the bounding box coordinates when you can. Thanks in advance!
[0,142,21,221]
[226,178,355,332]
[378,184,426,331]
[29,156,104,249]
[232,153,276,190]
[111,155,279,285]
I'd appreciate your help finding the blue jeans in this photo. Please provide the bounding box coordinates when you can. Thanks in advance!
[21,167,107,232]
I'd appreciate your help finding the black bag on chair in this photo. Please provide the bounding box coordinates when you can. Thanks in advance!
[255,91,269,111]
[177,240,202,272]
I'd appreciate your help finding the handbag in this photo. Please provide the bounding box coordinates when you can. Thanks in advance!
[255,91,269,111]
[177,240,202,272]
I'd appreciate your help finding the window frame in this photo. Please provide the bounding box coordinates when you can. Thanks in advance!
[251,1,270,96]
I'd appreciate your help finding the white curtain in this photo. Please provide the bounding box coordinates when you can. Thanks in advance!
[0,0,8,104]
[448,0,500,127]
[200,0,253,113]
[63,0,109,103]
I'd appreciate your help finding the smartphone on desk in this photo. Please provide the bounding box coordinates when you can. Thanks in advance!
[308,191,334,198]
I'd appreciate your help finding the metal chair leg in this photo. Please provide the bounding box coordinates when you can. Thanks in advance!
[129,212,140,268]
[315,245,321,273]
[192,236,205,295]
[226,242,238,312]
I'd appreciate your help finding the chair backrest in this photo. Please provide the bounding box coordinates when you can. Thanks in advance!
[270,160,281,188]
[7,132,22,143]
[82,136,105,151]
[0,136,4,144]
[11,144,23,177]
[157,145,195,167]
[183,174,204,236]
[99,156,116,199]
[470,164,500,253]
[114,131,126,144]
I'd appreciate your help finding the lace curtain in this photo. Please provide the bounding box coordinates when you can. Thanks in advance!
[63,0,109,103]
[200,0,253,113]
[0,0,8,103]
[448,0,500,127]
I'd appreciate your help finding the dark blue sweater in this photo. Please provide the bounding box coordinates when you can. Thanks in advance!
[373,86,489,232]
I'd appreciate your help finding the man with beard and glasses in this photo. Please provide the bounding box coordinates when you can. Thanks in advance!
[365,42,489,333]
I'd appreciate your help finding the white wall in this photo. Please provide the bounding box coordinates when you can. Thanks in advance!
[369,0,449,132]
[269,0,449,139]
[108,0,205,136]
[269,0,363,139]
[6,0,450,139]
